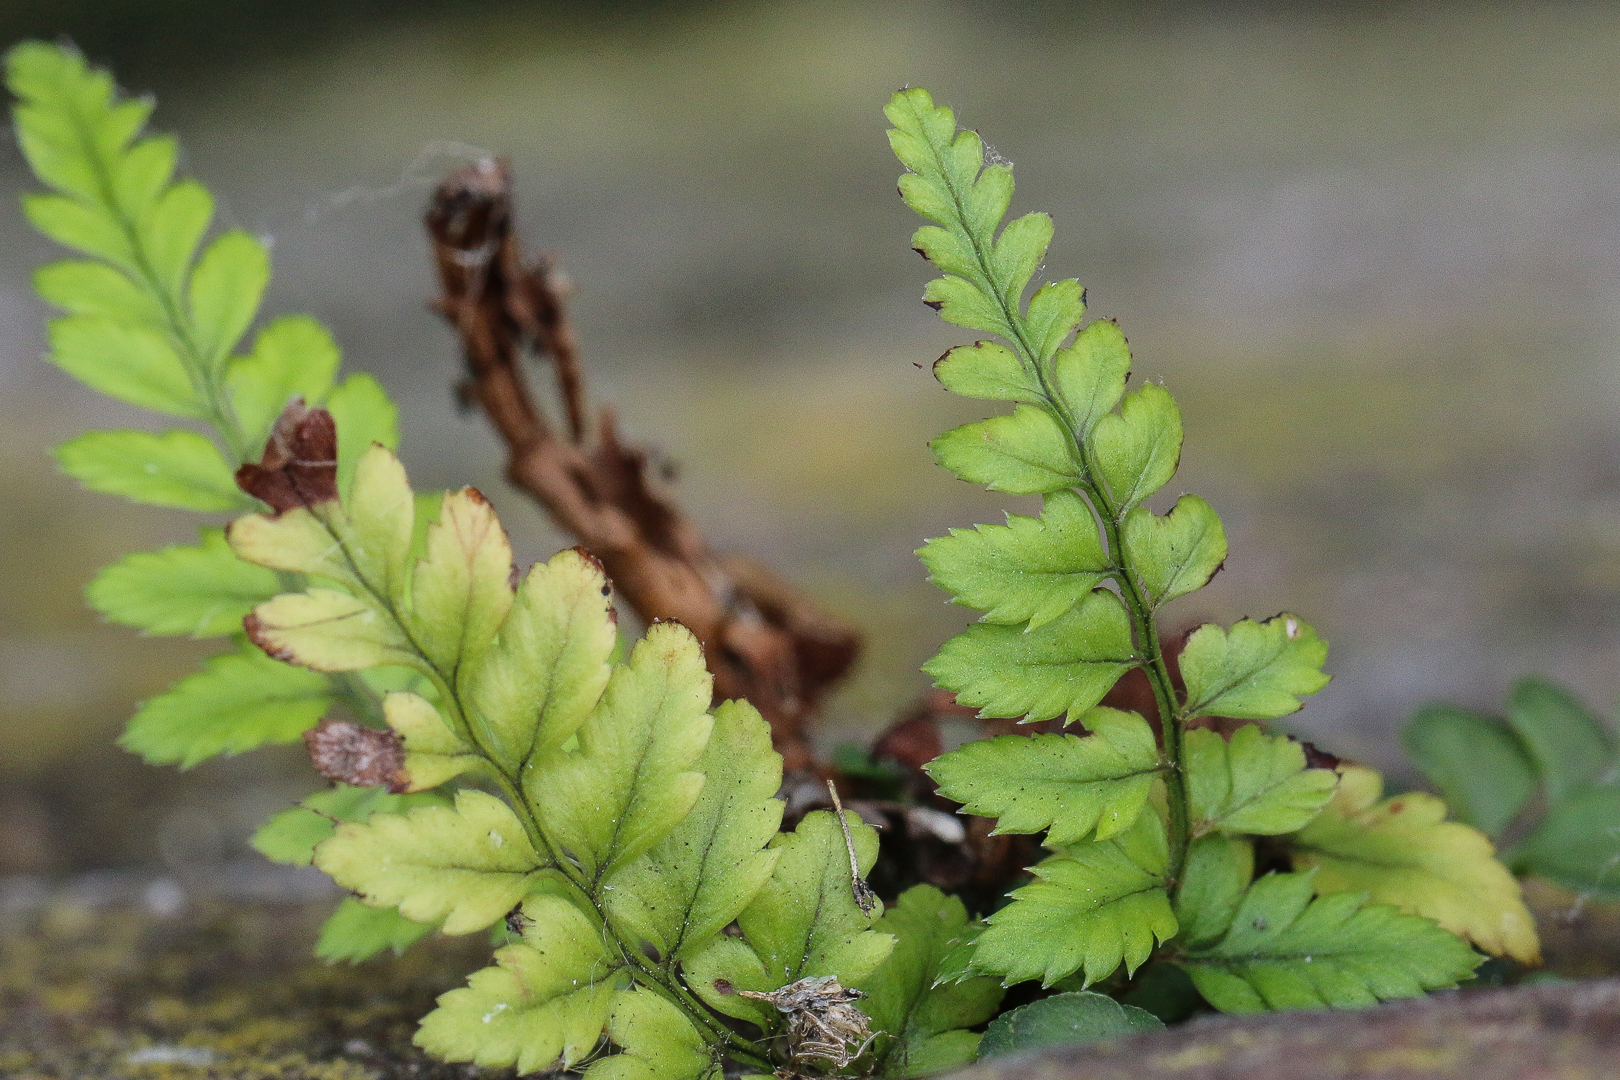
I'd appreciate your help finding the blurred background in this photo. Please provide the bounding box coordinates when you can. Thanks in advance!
[5,0,1620,876]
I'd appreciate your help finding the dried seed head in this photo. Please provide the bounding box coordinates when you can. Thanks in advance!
[740,975,876,1073]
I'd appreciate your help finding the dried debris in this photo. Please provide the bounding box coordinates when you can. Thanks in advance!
[424,158,860,774]
[235,400,339,513]
[740,975,876,1075]
[302,719,407,793]
[826,781,880,916]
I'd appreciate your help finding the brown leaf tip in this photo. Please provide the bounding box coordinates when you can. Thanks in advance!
[567,545,609,576]
[1296,739,1342,771]
[242,613,294,663]
[236,399,340,514]
[304,719,407,793]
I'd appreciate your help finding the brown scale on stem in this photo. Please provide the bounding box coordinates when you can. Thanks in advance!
[423,158,860,775]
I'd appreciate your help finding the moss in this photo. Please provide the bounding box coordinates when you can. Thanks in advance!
[0,896,507,1079]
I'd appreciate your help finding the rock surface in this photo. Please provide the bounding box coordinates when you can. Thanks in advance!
[964,979,1620,1080]
[3,872,1618,1079]
[0,872,501,1079]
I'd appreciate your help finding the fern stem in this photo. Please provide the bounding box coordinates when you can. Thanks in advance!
[1033,386,1190,887]
[625,948,772,1070]
[1096,510,1190,885]
[329,671,386,727]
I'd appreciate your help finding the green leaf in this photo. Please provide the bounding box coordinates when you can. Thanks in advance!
[529,622,714,882]
[1506,677,1616,804]
[1178,614,1330,721]
[923,590,1136,723]
[736,809,891,989]
[855,885,1004,1079]
[1050,319,1131,442]
[139,178,212,299]
[1023,279,1086,364]
[1122,494,1227,608]
[326,372,399,497]
[55,429,247,512]
[1174,834,1255,951]
[110,134,176,220]
[188,230,269,371]
[7,43,146,198]
[586,987,717,1080]
[1286,765,1540,964]
[1514,779,1620,900]
[315,897,436,963]
[924,707,1162,845]
[894,100,1004,246]
[989,212,1053,304]
[604,699,784,961]
[329,442,415,597]
[247,588,416,673]
[384,691,483,792]
[251,785,451,866]
[1186,725,1338,837]
[1401,704,1536,838]
[227,315,340,451]
[416,893,628,1073]
[314,789,548,935]
[48,315,202,418]
[887,89,988,225]
[120,646,333,767]
[683,936,775,1025]
[254,806,343,867]
[918,490,1108,629]
[87,526,280,636]
[229,507,357,590]
[931,405,1083,495]
[9,60,115,201]
[922,273,1013,338]
[971,811,1177,988]
[23,193,135,271]
[465,547,617,773]
[911,225,989,291]
[34,259,163,325]
[978,992,1161,1058]
[410,491,443,563]
[1177,871,1481,1013]
[407,488,514,676]
[932,340,1042,403]
[931,923,985,988]
[1089,383,1181,513]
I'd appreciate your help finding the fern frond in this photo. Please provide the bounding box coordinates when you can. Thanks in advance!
[230,438,815,1072]
[10,41,403,784]
[1175,870,1480,1013]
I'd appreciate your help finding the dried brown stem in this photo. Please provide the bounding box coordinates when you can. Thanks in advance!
[424,158,859,774]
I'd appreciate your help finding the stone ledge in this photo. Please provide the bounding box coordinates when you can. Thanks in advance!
[3,884,1617,1079]
[961,979,1620,1080]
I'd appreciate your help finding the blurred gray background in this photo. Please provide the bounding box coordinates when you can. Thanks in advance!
[4,0,1620,874]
